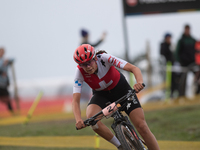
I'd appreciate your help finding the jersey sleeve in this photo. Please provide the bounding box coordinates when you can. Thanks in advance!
[101,53,128,69]
[73,67,84,93]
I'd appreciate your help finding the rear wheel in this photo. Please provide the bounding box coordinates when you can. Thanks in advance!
[115,122,143,150]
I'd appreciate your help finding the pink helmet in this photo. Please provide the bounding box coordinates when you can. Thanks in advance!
[73,44,95,64]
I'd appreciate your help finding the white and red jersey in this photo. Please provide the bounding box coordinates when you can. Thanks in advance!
[73,53,128,93]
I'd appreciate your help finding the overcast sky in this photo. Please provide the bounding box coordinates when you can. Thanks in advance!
[0,0,200,82]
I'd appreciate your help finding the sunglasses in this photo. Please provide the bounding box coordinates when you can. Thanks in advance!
[79,59,95,68]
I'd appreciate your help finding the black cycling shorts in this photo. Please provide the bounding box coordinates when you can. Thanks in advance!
[88,73,141,115]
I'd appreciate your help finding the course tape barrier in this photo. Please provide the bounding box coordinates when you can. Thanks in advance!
[1,96,200,126]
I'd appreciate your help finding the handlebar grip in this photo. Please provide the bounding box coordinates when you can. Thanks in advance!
[142,83,145,87]
[76,121,88,130]
[76,126,85,130]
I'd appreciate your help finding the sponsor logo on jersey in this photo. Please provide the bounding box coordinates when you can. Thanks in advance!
[97,54,101,58]
[127,103,131,110]
[132,96,138,104]
[101,59,106,67]
[85,73,91,78]
[75,80,82,86]
[108,56,122,68]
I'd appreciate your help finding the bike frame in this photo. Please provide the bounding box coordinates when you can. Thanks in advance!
[78,88,147,149]
[81,89,135,127]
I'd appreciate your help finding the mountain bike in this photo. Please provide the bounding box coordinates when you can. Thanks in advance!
[77,86,147,150]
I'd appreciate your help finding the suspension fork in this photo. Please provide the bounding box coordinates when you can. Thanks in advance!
[111,111,126,131]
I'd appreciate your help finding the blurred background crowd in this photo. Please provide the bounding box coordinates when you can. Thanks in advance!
[0,0,200,115]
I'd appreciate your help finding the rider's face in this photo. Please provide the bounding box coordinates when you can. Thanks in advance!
[80,58,98,74]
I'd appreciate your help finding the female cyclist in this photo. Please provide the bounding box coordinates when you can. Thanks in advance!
[72,44,160,150]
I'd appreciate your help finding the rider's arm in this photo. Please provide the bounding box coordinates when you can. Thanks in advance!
[73,67,85,129]
[72,93,85,128]
[123,63,144,92]
[101,53,144,92]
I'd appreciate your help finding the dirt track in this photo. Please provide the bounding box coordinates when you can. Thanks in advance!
[0,136,200,150]
[1,96,200,149]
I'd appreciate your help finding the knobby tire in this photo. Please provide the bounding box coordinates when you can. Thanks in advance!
[115,122,146,150]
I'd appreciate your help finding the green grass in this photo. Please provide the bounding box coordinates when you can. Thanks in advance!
[145,104,200,141]
[0,119,95,137]
[0,103,200,150]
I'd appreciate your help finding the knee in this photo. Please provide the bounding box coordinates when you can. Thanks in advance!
[86,111,94,119]
[136,122,149,136]
[90,124,99,130]
[91,121,103,131]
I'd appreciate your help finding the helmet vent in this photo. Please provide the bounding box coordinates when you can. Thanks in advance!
[89,51,92,58]
[80,56,83,61]
[75,58,80,63]
[84,47,87,53]
[85,54,87,59]
[76,50,79,57]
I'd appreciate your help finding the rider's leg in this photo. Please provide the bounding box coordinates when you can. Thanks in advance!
[86,104,121,148]
[129,108,160,150]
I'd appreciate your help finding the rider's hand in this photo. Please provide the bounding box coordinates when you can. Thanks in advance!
[133,83,144,93]
[76,119,85,129]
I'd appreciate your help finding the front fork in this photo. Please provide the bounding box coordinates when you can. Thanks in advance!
[111,111,126,131]
[111,114,146,150]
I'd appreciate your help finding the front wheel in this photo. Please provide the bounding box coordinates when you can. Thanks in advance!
[115,122,146,150]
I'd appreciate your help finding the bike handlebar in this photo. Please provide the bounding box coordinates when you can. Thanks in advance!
[142,83,145,87]
[76,83,145,130]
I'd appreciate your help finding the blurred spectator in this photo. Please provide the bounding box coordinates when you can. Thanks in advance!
[160,33,179,98]
[194,40,200,93]
[175,24,196,96]
[160,33,174,63]
[0,47,14,113]
[80,28,106,48]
